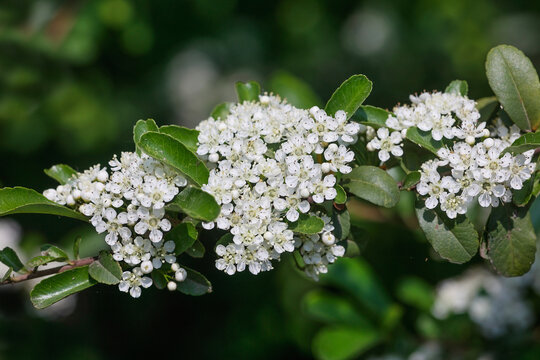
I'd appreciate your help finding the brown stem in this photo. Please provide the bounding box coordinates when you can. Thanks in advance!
[0,256,98,286]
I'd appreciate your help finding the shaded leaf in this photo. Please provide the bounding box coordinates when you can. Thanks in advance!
[332,210,350,241]
[289,213,325,234]
[165,222,198,255]
[334,185,347,204]
[396,277,434,312]
[486,45,540,130]
[186,240,205,258]
[27,255,58,268]
[0,187,87,221]
[302,289,370,327]
[159,125,199,154]
[353,105,390,128]
[1,267,12,282]
[166,186,220,221]
[503,132,540,154]
[344,240,360,258]
[400,140,437,173]
[30,266,96,309]
[312,326,379,360]
[342,166,400,208]
[445,80,468,96]
[211,102,233,120]
[0,247,25,272]
[177,266,212,296]
[151,269,168,290]
[325,75,372,118]
[235,81,261,102]
[476,96,499,123]
[44,164,77,185]
[88,252,122,285]
[41,244,69,261]
[401,171,421,190]
[73,237,81,260]
[138,132,209,186]
[406,127,442,155]
[133,119,158,152]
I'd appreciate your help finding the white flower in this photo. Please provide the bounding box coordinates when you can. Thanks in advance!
[367,127,403,162]
[118,267,152,298]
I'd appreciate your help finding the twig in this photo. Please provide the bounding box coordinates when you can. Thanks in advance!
[0,256,98,286]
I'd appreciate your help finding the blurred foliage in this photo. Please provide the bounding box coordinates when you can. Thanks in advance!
[1,0,540,359]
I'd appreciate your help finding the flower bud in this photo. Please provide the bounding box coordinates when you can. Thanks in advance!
[465,135,475,145]
[171,263,180,272]
[97,170,109,183]
[175,268,187,282]
[167,281,177,291]
[140,260,153,274]
[483,138,494,149]
[482,128,491,137]
[321,163,331,173]
[366,143,375,152]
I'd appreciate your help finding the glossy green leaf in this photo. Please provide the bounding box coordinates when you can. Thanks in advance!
[332,210,350,241]
[400,140,437,173]
[269,71,322,108]
[415,201,479,264]
[401,171,421,190]
[211,102,233,120]
[151,269,168,290]
[159,125,199,154]
[289,213,325,234]
[503,132,540,154]
[73,237,81,260]
[302,290,370,327]
[0,187,87,221]
[312,326,379,360]
[476,96,499,123]
[44,164,77,185]
[88,251,122,285]
[445,80,468,96]
[325,75,372,118]
[138,132,209,186]
[487,205,537,276]
[0,247,25,272]
[133,119,159,152]
[177,266,212,296]
[406,127,442,155]
[165,222,198,255]
[235,81,261,102]
[186,240,205,258]
[166,186,220,221]
[41,244,69,261]
[1,267,12,282]
[30,266,96,309]
[334,185,347,204]
[513,175,536,207]
[27,255,58,268]
[353,105,390,128]
[342,166,400,208]
[486,45,540,130]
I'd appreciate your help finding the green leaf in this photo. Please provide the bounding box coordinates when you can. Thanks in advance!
[487,205,537,276]
[344,240,360,258]
[41,244,69,261]
[334,185,347,204]
[302,289,370,327]
[73,237,81,260]
[400,140,437,173]
[165,222,198,255]
[269,71,322,108]
[0,247,25,272]
[166,186,220,221]
[353,105,390,128]
[138,132,209,186]
[151,270,168,290]
[133,119,159,152]
[211,102,233,120]
[476,96,499,123]
[30,266,96,309]
[503,132,540,154]
[342,166,400,208]
[486,45,540,130]
[186,240,205,258]
[44,164,77,185]
[513,175,536,207]
[415,201,479,264]
[405,127,442,155]
[88,251,122,285]
[0,187,87,221]
[216,233,233,248]
[312,326,379,360]
[325,75,373,118]
[177,266,212,296]
[401,171,421,190]
[289,213,324,234]
[445,80,468,96]
[332,210,350,241]
[235,81,261,102]
[27,255,58,268]
[1,267,12,282]
[396,277,434,312]
[159,125,199,154]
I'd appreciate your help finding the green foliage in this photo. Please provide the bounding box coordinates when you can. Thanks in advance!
[44,164,77,185]
[177,266,212,296]
[342,166,400,208]
[415,201,479,264]
[445,80,468,95]
[333,185,347,204]
[503,131,540,154]
[0,187,88,221]
[395,277,434,312]
[288,213,325,234]
[41,244,69,261]
[185,240,205,258]
[26,255,59,268]
[211,102,232,120]
[269,71,322,108]
[166,186,220,221]
[30,266,96,309]
[486,45,540,131]
[235,81,261,102]
[312,326,380,360]
[0,247,25,272]
[486,205,537,276]
[476,96,499,123]
[151,269,168,290]
[325,75,373,118]
[88,251,123,285]
[401,171,421,190]
[405,127,442,155]
[158,125,199,154]
[353,105,390,128]
[138,132,209,186]
[133,119,158,153]
[165,222,198,255]
[73,237,82,260]
[331,209,350,241]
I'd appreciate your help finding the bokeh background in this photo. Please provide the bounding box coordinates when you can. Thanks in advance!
[2,1,540,359]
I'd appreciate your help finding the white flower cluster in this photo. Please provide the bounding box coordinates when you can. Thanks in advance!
[43,152,189,297]
[197,94,358,279]
[366,91,535,218]
[432,267,534,338]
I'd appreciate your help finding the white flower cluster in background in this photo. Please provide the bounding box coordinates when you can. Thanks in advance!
[197,94,357,279]
[432,267,536,338]
[365,91,535,218]
[43,152,189,297]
